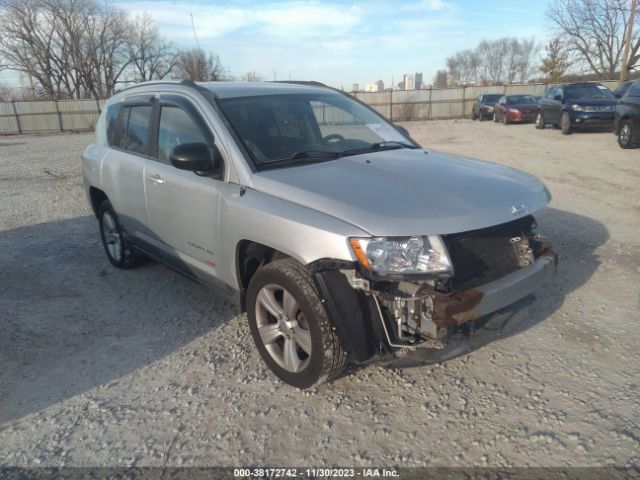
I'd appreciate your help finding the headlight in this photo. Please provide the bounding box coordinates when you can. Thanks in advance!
[508,108,520,113]
[484,106,494,111]
[349,235,453,274]
[571,104,586,111]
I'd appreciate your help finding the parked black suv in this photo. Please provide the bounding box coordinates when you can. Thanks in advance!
[536,82,616,135]
[472,93,502,121]
[614,78,640,148]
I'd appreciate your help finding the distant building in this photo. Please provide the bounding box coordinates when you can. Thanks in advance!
[376,79,384,91]
[403,74,415,91]
[364,83,378,92]
[352,83,360,92]
[415,72,423,89]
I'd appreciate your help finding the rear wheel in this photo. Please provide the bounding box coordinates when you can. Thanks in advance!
[618,120,636,148]
[561,112,572,135]
[246,258,348,388]
[535,111,545,129]
[98,200,146,269]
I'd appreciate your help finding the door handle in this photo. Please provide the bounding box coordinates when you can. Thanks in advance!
[147,174,165,185]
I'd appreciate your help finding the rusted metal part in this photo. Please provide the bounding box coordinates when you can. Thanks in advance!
[430,288,484,327]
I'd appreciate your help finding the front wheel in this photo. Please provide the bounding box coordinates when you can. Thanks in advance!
[561,112,572,135]
[535,111,545,129]
[618,120,636,148]
[246,258,348,388]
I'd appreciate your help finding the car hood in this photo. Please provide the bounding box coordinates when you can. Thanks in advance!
[249,149,551,236]
[567,98,616,107]
[511,104,538,111]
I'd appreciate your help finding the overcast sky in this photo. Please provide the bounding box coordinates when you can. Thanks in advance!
[1,0,550,89]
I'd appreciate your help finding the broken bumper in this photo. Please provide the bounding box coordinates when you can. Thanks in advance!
[432,254,557,328]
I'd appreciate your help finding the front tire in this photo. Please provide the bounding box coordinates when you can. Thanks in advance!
[98,200,146,269]
[561,112,572,135]
[535,111,545,129]
[618,120,636,148]
[246,258,348,388]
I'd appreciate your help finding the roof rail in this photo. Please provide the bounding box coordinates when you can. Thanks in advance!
[116,79,212,96]
[272,80,329,88]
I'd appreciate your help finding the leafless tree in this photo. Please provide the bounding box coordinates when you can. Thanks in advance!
[445,37,539,86]
[173,48,223,82]
[547,0,640,78]
[127,13,177,82]
[0,0,131,98]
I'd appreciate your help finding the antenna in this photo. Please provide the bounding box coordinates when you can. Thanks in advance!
[190,13,201,50]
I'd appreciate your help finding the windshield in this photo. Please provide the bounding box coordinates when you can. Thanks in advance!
[507,95,537,105]
[217,93,416,169]
[565,85,615,100]
[482,94,501,104]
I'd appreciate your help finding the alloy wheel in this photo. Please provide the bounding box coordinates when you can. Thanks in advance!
[620,123,632,146]
[254,284,312,373]
[101,211,122,262]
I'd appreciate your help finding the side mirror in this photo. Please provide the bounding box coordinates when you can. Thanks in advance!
[614,92,622,99]
[554,94,563,102]
[170,142,221,174]
[394,124,411,138]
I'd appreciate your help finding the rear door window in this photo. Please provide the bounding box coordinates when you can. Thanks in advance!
[123,106,152,155]
[627,81,640,97]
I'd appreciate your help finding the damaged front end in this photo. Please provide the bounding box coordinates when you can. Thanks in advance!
[313,215,557,364]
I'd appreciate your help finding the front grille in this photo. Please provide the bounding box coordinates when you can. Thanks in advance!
[444,216,535,290]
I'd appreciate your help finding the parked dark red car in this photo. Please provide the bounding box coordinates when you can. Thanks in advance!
[493,95,538,124]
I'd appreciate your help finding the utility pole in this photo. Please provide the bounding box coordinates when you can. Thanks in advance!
[621,0,637,81]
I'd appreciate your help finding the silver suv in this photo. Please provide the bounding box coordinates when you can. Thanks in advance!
[83,80,557,388]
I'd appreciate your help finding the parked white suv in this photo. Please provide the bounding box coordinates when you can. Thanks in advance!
[83,80,557,388]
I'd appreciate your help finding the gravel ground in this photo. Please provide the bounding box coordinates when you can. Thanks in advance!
[0,123,639,468]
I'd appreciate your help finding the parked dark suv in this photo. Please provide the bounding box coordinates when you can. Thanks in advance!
[472,93,502,121]
[614,78,640,148]
[536,82,616,135]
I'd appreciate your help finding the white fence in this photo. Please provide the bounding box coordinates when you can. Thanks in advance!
[0,99,105,135]
[0,80,622,135]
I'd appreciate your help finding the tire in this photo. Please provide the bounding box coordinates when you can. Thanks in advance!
[535,111,545,129]
[98,200,147,269]
[246,258,348,388]
[618,120,636,149]
[503,112,509,125]
[561,112,572,135]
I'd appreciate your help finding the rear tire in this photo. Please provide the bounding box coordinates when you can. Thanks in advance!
[618,120,636,148]
[246,258,348,389]
[535,111,545,129]
[98,200,147,269]
[561,112,571,135]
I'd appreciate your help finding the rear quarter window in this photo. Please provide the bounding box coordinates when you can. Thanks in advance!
[105,104,121,148]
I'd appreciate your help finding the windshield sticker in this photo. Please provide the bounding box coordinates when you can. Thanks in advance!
[366,123,407,142]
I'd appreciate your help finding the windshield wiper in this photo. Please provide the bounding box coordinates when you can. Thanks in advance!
[339,140,418,158]
[259,150,340,166]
